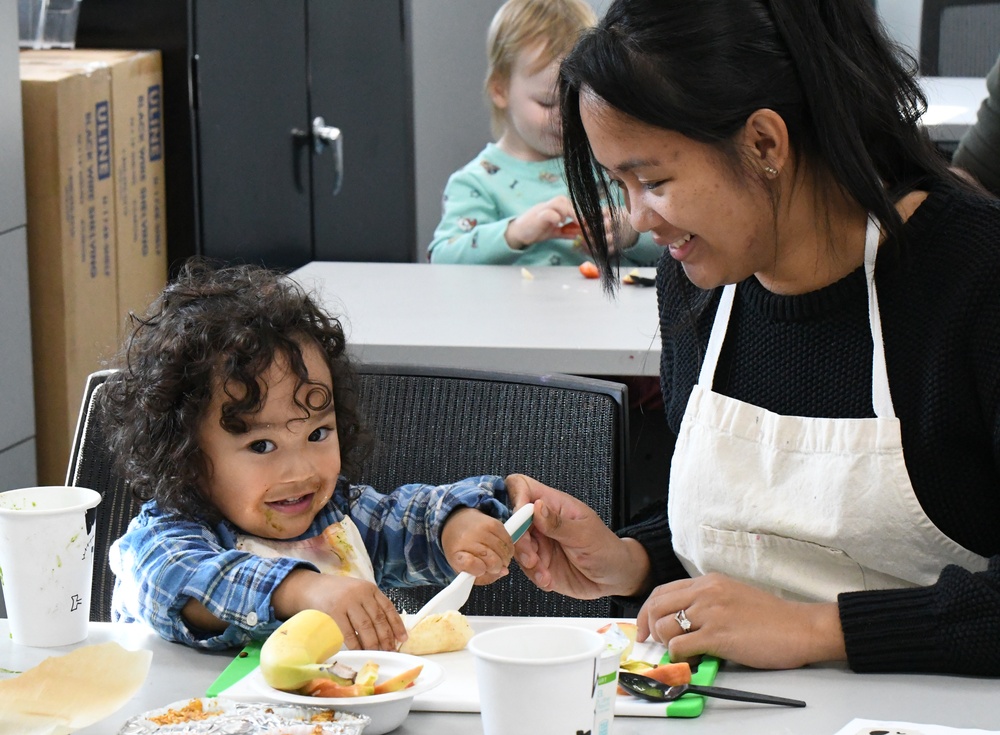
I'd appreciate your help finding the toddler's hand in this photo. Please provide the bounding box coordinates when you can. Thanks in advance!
[505,195,577,249]
[297,573,407,651]
[441,507,514,584]
[582,207,639,257]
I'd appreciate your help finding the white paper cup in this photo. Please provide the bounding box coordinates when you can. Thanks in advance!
[0,486,101,647]
[468,624,603,735]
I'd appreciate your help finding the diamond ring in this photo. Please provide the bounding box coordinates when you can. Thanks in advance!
[674,609,692,633]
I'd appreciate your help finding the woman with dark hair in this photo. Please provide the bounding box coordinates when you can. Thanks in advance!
[507,0,1000,674]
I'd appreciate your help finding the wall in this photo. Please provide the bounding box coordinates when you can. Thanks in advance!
[878,0,923,58]
[0,0,36,619]
[0,0,36,493]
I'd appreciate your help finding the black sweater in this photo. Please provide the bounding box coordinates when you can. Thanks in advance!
[620,183,1000,674]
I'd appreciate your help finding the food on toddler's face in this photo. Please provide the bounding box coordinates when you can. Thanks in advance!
[398,610,475,655]
[260,610,347,691]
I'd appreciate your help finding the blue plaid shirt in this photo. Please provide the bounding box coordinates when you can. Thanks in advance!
[110,475,509,649]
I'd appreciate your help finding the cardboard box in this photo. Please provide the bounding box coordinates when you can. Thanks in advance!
[21,49,168,335]
[20,58,118,484]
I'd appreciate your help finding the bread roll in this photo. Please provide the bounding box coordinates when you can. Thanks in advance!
[399,610,474,655]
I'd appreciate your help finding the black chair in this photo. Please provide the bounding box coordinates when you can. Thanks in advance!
[66,365,629,623]
[65,369,140,623]
[920,0,1000,76]
[356,364,628,618]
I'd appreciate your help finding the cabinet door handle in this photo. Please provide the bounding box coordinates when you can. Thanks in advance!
[312,116,343,196]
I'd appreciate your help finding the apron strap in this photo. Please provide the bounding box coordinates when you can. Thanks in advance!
[865,216,895,419]
[698,284,736,387]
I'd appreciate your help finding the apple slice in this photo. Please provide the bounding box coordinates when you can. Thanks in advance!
[300,679,376,698]
[373,665,423,695]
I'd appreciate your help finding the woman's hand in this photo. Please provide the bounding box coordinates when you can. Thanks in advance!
[637,572,847,669]
[505,474,651,599]
[441,507,514,585]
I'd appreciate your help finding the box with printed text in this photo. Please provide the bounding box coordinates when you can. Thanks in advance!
[19,57,118,484]
[22,49,168,336]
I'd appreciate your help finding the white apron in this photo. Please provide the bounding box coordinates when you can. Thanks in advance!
[668,217,988,601]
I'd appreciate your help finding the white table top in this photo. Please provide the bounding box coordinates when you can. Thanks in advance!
[920,76,989,142]
[2,617,998,735]
[290,261,662,377]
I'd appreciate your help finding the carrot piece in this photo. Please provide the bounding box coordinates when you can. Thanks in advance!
[643,661,692,686]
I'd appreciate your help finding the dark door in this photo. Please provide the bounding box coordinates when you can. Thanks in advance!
[193,0,313,268]
[308,0,416,262]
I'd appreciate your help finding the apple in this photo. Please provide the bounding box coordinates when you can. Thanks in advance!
[373,665,423,695]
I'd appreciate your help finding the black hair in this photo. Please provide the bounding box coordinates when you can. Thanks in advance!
[559,0,965,297]
[100,260,372,522]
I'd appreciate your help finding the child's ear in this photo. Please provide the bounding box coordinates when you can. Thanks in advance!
[488,73,510,110]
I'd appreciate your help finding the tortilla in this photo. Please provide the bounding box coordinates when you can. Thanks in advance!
[399,610,474,655]
[0,641,152,733]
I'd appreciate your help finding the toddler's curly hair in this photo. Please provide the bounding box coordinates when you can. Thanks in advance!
[101,260,372,522]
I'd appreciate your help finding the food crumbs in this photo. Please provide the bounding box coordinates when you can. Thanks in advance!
[148,699,221,725]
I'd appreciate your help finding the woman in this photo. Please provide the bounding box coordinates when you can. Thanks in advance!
[508,0,1000,675]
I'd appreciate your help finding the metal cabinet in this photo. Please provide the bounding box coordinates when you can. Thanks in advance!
[77,0,416,270]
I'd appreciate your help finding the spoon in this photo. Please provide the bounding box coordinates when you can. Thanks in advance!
[617,671,806,707]
[405,503,535,630]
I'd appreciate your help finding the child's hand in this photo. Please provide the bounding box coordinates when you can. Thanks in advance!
[581,207,640,257]
[274,569,407,651]
[505,195,578,249]
[441,507,515,585]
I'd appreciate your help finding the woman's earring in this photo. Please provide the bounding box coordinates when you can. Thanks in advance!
[763,165,779,177]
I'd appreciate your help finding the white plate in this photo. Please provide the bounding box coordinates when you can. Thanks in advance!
[241,650,444,735]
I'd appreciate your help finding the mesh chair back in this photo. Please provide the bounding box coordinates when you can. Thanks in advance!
[65,370,140,623]
[920,0,1000,76]
[355,364,628,618]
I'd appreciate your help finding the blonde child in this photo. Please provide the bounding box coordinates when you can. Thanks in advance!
[101,262,515,651]
[428,0,663,266]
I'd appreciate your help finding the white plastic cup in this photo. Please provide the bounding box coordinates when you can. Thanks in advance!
[0,486,101,647]
[468,624,603,735]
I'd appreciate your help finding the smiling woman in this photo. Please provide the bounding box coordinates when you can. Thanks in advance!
[506,0,1000,677]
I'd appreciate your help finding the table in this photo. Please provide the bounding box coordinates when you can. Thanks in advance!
[2,618,998,734]
[289,261,662,377]
[920,76,989,143]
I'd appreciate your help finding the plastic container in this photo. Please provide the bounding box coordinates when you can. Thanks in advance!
[18,0,82,49]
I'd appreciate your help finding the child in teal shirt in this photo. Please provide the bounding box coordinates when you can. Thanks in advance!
[428,0,663,267]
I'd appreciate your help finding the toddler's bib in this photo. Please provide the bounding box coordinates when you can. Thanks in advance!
[235,516,376,584]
